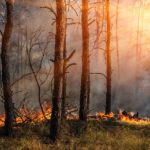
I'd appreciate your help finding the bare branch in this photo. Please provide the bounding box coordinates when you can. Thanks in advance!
[40,4,57,17]
[91,72,107,79]
[88,19,95,26]
[67,22,81,26]
[0,30,3,36]
[66,49,76,62]
[65,63,77,70]
[11,72,34,87]
[50,59,55,63]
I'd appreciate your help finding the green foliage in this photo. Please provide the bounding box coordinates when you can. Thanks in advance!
[0,121,149,150]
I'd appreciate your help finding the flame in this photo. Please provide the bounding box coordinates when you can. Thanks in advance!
[96,111,150,125]
[118,112,150,125]
[96,112,114,119]
[0,114,5,127]
[0,102,52,128]
[0,105,150,127]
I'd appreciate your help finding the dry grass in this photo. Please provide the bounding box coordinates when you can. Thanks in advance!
[0,120,149,150]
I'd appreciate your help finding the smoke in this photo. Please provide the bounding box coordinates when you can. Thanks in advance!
[0,0,150,116]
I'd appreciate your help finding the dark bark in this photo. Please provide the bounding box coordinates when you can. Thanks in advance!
[50,0,66,142]
[79,0,90,121]
[61,1,67,119]
[105,0,112,115]
[1,0,14,136]
[61,30,67,120]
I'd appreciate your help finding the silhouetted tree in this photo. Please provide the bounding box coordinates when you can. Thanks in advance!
[116,0,120,77]
[50,0,66,142]
[61,2,67,120]
[105,0,112,115]
[1,0,14,136]
[25,27,51,120]
[79,0,90,121]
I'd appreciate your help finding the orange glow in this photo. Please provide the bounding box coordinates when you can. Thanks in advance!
[96,111,150,125]
[0,105,150,127]
[96,112,114,119]
[118,112,150,125]
[0,102,52,127]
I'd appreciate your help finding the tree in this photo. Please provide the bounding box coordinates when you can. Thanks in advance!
[1,0,14,136]
[105,0,112,115]
[135,0,144,100]
[25,27,51,120]
[116,0,120,77]
[79,0,90,121]
[50,0,66,142]
[61,1,77,120]
[61,1,67,120]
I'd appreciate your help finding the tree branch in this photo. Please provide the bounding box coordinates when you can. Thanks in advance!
[66,49,76,62]
[65,63,77,70]
[0,30,3,36]
[40,5,57,17]
[91,72,107,79]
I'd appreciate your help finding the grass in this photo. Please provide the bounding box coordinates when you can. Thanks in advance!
[0,120,149,150]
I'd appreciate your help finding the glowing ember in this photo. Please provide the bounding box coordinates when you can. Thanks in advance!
[0,114,5,127]
[96,112,114,119]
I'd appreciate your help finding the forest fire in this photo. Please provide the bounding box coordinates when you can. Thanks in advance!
[96,112,114,119]
[0,102,52,127]
[1,105,149,127]
[1,104,147,127]
[1,0,150,148]
[117,111,150,125]
[96,111,150,125]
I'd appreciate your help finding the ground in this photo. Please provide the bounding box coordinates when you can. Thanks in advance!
[0,120,149,150]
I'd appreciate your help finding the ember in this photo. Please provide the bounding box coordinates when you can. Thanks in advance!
[96,112,114,119]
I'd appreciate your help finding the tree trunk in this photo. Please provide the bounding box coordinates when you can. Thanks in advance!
[61,1,67,120]
[61,27,67,120]
[105,0,112,115]
[135,1,142,101]
[79,0,90,121]
[116,0,120,78]
[1,0,14,136]
[50,0,66,142]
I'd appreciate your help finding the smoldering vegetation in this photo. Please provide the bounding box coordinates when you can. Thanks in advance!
[0,0,150,116]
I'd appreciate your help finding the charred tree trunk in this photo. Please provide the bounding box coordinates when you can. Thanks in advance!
[1,0,14,136]
[61,27,67,120]
[61,1,67,120]
[50,0,66,142]
[79,0,90,121]
[105,0,112,115]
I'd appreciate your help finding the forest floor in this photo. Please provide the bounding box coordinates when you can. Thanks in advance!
[0,120,149,150]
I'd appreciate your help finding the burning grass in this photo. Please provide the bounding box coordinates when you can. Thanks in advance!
[0,102,52,127]
[96,111,150,126]
[1,102,150,128]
